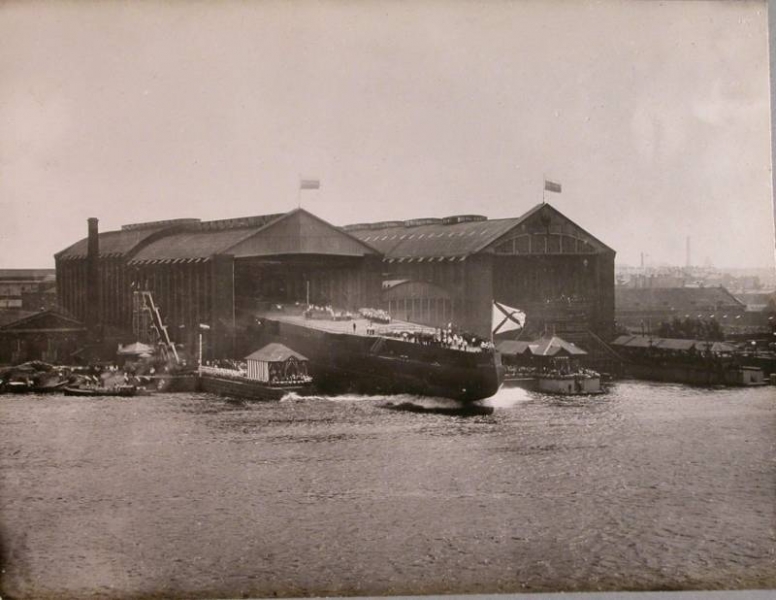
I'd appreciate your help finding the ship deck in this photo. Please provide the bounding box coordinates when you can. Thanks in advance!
[257,312,437,336]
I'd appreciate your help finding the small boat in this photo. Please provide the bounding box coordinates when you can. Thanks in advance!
[2,379,70,394]
[535,371,604,395]
[29,380,70,393]
[63,385,140,397]
[5,381,32,394]
[503,369,604,395]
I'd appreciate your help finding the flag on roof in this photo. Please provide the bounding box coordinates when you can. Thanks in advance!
[544,179,562,193]
[492,301,526,336]
[300,178,320,190]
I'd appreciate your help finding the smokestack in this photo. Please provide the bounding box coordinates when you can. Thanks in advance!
[686,236,691,268]
[87,218,101,333]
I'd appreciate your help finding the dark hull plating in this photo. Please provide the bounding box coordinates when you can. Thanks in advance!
[257,319,503,402]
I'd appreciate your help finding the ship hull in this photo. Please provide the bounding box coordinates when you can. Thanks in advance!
[255,319,503,402]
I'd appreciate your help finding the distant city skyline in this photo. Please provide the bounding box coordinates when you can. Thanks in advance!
[1,1,774,270]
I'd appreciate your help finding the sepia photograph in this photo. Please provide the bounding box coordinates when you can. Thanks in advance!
[0,1,774,599]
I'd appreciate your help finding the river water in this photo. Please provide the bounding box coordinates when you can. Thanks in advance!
[0,382,774,599]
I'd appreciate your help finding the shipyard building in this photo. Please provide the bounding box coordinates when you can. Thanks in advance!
[55,203,615,359]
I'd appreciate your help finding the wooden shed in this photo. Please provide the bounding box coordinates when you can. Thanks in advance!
[244,343,309,384]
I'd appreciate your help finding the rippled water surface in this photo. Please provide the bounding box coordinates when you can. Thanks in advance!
[1,382,774,599]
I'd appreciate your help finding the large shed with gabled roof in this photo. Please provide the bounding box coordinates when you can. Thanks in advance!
[56,209,382,357]
[346,202,615,340]
[55,202,615,359]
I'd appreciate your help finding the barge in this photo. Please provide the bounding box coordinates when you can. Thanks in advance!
[504,370,604,395]
[198,343,313,401]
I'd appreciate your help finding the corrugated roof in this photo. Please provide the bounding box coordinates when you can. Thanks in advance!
[351,217,523,259]
[655,338,697,351]
[0,309,36,327]
[531,336,587,356]
[57,227,168,260]
[694,341,737,354]
[611,335,657,348]
[229,209,378,258]
[60,209,376,264]
[245,343,307,362]
[496,340,533,355]
[497,336,586,356]
[0,309,85,331]
[129,228,260,263]
[615,287,745,310]
[348,202,613,259]
[611,335,736,354]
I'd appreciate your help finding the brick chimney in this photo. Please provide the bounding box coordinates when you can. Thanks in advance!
[86,217,101,333]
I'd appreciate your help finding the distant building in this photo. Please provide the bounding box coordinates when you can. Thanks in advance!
[0,269,56,309]
[615,286,747,333]
[0,309,86,364]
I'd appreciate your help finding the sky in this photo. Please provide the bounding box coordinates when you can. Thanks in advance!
[0,0,773,269]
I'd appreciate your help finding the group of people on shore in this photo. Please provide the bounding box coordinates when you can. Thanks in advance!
[304,305,354,321]
[358,307,391,324]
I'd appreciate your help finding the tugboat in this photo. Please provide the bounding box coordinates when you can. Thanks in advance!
[62,385,140,397]
[252,306,503,402]
[534,361,603,395]
[198,343,313,400]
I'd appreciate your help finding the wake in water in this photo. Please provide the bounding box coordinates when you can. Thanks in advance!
[280,391,497,416]
[279,391,383,403]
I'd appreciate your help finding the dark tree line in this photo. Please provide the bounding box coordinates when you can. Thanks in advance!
[657,317,724,341]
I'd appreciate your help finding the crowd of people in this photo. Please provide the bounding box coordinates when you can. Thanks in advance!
[358,307,391,324]
[204,358,245,371]
[200,358,312,386]
[381,325,495,353]
[304,305,354,321]
[267,361,311,385]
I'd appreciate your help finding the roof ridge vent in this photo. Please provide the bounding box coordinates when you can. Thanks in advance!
[441,214,487,225]
[198,213,285,231]
[403,218,443,227]
[122,218,201,232]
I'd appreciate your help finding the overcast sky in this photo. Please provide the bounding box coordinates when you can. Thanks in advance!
[0,0,773,269]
